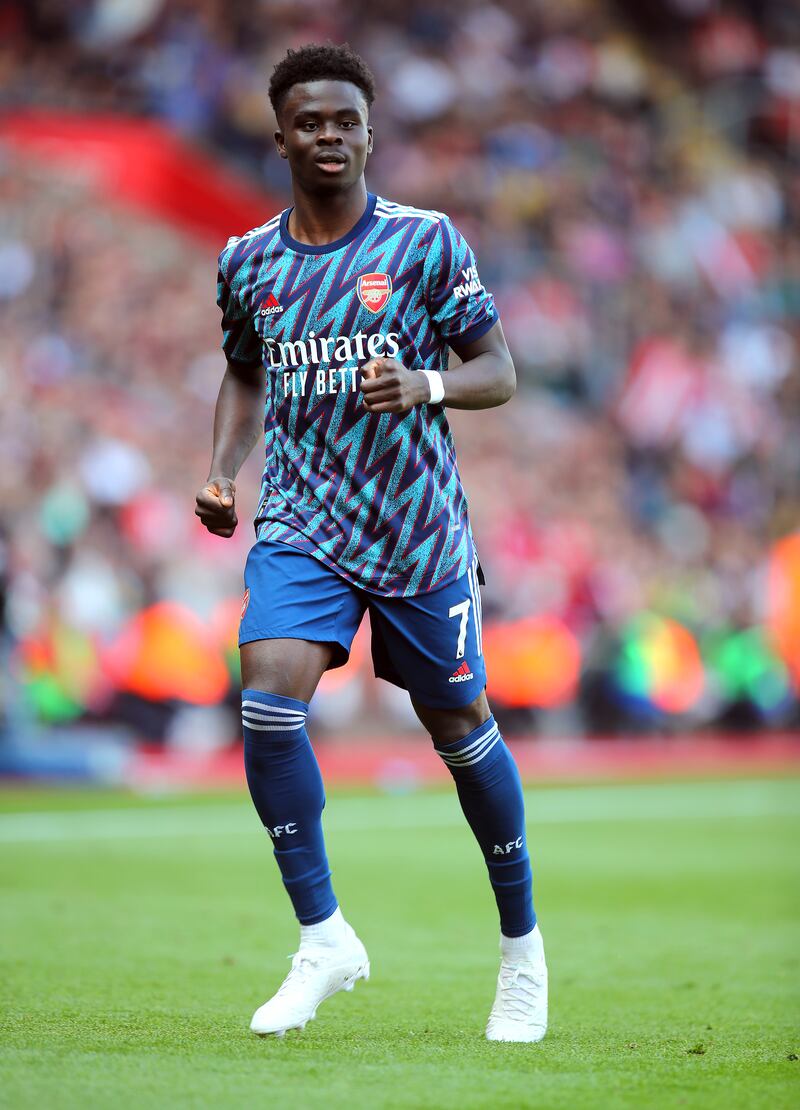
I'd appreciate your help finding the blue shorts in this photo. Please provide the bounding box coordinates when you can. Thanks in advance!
[239,540,486,710]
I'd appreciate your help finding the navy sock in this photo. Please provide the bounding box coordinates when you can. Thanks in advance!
[241,689,337,926]
[435,715,535,937]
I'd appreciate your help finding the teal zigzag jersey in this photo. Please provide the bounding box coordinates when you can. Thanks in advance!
[217,193,497,597]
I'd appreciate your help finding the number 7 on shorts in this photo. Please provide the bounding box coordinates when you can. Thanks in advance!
[448,599,471,660]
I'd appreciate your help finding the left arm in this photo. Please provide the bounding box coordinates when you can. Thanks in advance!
[359,320,516,413]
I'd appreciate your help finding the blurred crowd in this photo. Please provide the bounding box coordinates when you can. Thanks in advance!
[1,0,799,744]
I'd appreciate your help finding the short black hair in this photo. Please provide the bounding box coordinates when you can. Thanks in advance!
[268,43,376,116]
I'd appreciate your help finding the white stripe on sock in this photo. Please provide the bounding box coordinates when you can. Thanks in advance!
[442,727,499,764]
[440,733,500,768]
[241,700,307,718]
[242,709,306,723]
[438,728,500,767]
[242,716,306,729]
[438,720,497,762]
[242,719,307,732]
[241,720,306,730]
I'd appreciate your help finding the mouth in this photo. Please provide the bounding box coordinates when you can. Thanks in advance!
[315,154,347,174]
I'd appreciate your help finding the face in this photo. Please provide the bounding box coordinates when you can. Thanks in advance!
[275,79,373,192]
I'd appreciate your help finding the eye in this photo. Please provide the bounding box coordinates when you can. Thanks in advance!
[300,121,318,131]
[340,121,356,129]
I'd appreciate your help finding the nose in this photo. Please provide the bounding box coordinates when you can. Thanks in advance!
[316,123,342,145]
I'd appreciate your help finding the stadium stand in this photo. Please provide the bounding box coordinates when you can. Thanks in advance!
[0,0,798,755]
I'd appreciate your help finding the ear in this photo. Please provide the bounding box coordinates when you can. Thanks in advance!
[274,128,288,160]
[366,125,374,156]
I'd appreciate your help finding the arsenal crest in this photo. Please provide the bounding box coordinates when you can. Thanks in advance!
[357,272,392,313]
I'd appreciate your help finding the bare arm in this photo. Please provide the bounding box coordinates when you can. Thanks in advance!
[439,320,516,409]
[360,321,515,413]
[195,359,265,537]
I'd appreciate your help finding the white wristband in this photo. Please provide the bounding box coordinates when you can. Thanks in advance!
[418,369,445,404]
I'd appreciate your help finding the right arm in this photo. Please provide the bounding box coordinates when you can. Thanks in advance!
[195,359,265,538]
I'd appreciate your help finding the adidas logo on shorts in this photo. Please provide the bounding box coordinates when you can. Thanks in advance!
[449,661,474,683]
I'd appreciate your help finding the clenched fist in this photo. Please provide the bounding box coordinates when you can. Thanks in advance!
[195,476,237,537]
[359,357,430,414]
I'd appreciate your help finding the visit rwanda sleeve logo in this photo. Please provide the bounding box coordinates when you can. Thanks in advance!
[357,272,392,313]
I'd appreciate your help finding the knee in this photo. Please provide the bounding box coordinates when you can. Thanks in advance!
[241,663,296,701]
[448,695,492,741]
[413,690,491,747]
[240,639,333,703]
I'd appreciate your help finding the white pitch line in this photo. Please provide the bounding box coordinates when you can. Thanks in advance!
[0,780,797,844]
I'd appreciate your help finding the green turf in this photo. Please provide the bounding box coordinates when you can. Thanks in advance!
[1,778,798,1109]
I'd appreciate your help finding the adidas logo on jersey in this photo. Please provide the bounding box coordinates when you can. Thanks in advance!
[260,292,284,317]
[449,661,474,683]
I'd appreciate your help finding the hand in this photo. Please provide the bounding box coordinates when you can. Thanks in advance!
[195,476,237,537]
[359,357,430,414]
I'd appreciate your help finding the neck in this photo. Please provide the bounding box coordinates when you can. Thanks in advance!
[287,179,369,245]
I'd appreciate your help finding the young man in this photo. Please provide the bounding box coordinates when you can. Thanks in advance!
[195,43,547,1043]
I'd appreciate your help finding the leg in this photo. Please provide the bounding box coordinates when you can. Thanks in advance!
[241,635,336,704]
[412,690,535,940]
[368,566,536,938]
[238,542,370,1036]
[413,690,547,1044]
[240,636,338,925]
[368,563,547,1041]
[239,538,364,925]
[411,688,491,746]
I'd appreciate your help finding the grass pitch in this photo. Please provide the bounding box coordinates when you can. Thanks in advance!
[1,777,798,1109]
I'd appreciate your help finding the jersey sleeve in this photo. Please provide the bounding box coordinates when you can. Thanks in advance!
[422,217,497,345]
[216,255,262,367]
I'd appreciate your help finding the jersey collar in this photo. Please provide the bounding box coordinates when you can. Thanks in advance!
[279,192,377,255]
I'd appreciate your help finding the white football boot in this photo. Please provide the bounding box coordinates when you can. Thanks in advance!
[250,921,369,1037]
[485,924,548,1043]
